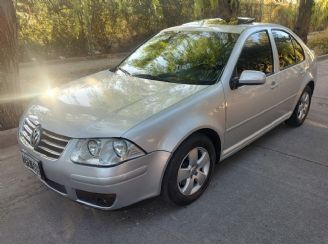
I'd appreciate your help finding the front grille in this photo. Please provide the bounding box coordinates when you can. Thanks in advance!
[21,117,70,160]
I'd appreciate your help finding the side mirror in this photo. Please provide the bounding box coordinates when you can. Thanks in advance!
[239,70,266,85]
[230,70,266,89]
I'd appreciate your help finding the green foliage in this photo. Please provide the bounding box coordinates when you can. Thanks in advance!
[15,0,219,61]
[271,3,297,28]
[308,29,328,55]
[14,0,328,61]
[312,0,328,31]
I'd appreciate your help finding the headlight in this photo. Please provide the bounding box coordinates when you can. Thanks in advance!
[71,138,146,167]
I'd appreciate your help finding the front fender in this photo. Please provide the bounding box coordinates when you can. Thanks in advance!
[123,83,226,155]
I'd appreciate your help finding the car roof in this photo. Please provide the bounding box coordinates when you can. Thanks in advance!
[163,18,285,34]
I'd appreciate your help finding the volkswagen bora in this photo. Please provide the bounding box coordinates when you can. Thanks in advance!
[18,18,317,210]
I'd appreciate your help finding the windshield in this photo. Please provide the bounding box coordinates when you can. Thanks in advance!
[118,31,239,85]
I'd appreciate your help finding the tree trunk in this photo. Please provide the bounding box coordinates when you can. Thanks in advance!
[0,0,21,130]
[218,0,239,20]
[294,0,314,43]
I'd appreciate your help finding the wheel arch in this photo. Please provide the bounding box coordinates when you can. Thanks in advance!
[306,80,315,95]
[192,128,222,163]
[160,127,222,196]
[169,127,222,163]
[160,128,222,192]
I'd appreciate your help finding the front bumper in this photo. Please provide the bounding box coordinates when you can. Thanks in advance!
[18,138,171,210]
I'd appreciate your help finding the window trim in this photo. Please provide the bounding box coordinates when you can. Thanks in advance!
[271,29,306,71]
[290,36,306,63]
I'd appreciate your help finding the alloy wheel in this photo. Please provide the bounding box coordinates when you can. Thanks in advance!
[177,147,211,196]
[297,91,310,121]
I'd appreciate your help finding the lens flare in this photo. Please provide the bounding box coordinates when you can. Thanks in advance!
[46,88,55,97]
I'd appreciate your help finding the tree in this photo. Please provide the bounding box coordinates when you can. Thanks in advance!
[0,0,21,130]
[218,0,240,20]
[159,0,184,27]
[294,0,315,43]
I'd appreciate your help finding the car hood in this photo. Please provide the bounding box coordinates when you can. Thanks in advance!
[24,70,208,138]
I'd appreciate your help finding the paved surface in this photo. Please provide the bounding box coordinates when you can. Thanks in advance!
[0,60,328,244]
[15,53,128,103]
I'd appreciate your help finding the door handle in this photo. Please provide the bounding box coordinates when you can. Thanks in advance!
[271,81,278,89]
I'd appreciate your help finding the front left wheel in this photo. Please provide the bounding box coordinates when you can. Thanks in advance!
[161,133,216,206]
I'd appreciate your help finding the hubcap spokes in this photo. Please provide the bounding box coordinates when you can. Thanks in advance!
[177,147,210,196]
[297,92,310,120]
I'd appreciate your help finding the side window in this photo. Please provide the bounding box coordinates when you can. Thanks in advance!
[291,37,305,63]
[272,30,297,69]
[235,31,273,77]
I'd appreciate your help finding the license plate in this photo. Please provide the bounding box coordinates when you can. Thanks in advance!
[22,152,41,177]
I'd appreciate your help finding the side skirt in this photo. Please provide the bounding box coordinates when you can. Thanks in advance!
[220,112,292,161]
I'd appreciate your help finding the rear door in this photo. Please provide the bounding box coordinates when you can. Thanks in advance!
[271,29,307,116]
[223,30,281,151]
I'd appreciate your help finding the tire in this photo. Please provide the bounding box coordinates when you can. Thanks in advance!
[161,133,216,206]
[286,86,312,127]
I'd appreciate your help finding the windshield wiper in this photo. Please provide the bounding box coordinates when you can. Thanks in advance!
[117,67,131,75]
[132,73,170,82]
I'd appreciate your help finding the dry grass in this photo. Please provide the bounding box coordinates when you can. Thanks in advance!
[308,29,328,56]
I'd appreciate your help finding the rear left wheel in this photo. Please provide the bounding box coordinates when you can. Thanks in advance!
[286,86,312,127]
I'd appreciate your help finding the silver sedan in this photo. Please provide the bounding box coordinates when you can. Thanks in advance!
[18,18,317,210]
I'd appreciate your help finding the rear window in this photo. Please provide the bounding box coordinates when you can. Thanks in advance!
[272,30,296,69]
[291,38,305,63]
[272,30,305,70]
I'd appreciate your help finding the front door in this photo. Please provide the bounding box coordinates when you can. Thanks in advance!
[223,30,280,153]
